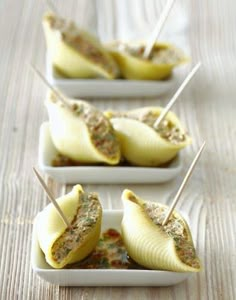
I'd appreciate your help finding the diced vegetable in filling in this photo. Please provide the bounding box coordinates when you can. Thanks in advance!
[71,103,120,158]
[143,202,200,269]
[51,192,101,263]
[115,41,184,64]
[46,14,116,73]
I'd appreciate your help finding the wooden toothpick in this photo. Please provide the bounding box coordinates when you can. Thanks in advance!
[153,62,201,129]
[33,168,71,228]
[29,63,71,110]
[143,0,175,59]
[162,141,206,226]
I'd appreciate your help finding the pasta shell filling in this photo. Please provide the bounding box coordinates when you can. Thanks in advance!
[52,95,120,160]
[72,103,119,159]
[143,202,200,269]
[108,109,186,144]
[51,192,101,263]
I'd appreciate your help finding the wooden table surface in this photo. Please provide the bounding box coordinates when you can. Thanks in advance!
[0,0,235,299]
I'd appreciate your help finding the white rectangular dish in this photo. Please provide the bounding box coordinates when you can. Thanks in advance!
[38,122,182,184]
[46,57,178,98]
[32,210,191,286]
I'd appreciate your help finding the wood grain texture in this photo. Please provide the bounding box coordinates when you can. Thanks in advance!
[0,0,235,299]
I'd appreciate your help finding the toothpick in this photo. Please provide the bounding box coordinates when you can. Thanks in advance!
[153,62,201,129]
[45,0,59,15]
[162,141,206,226]
[33,168,71,228]
[143,0,175,59]
[29,63,71,110]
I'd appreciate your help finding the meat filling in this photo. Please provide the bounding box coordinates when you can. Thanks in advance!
[51,192,101,263]
[71,103,120,159]
[143,202,200,269]
[131,110,186,144]
[109,110,186,144]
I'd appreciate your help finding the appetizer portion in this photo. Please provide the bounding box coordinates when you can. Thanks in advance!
[105,107,191,166]
[46,92,121,165]
[107,41,188,80]
[43,12,119,79]
[121,189,200,272]
[36,184,102,269]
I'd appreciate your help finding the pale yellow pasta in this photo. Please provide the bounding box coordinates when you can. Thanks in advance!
[105,106,191,167]
[121,189,201,272]
[36,184,102,269]
[107,41,188,80]
[43,12,119,79]
[46,92,121,165]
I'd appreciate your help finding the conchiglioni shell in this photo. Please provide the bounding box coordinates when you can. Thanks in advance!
[121,189,200,272]
[46,92,120,165]
[36,184,102,269]
[43,12,119,79]
[107,42,188,80]
[105,107,191,166]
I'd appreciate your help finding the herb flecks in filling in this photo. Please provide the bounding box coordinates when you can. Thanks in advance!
[46,14,115,74]
[110,110,186,144]
[51,97,120,159]
[72,103,119,159]
[135,111,186,144]
[143,202,200,269]
[51,192,101,263]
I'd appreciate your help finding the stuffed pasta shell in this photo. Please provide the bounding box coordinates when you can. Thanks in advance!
[43,12,119,79]
[121,189,201,272]
[46,92,121,165]
[107,41,188,80]
[35,184,102,268]
[105,107,191,167]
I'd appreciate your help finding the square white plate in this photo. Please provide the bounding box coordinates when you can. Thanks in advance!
[46,56,179,98]
[38,122,182,184]
[32,210,192,286]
